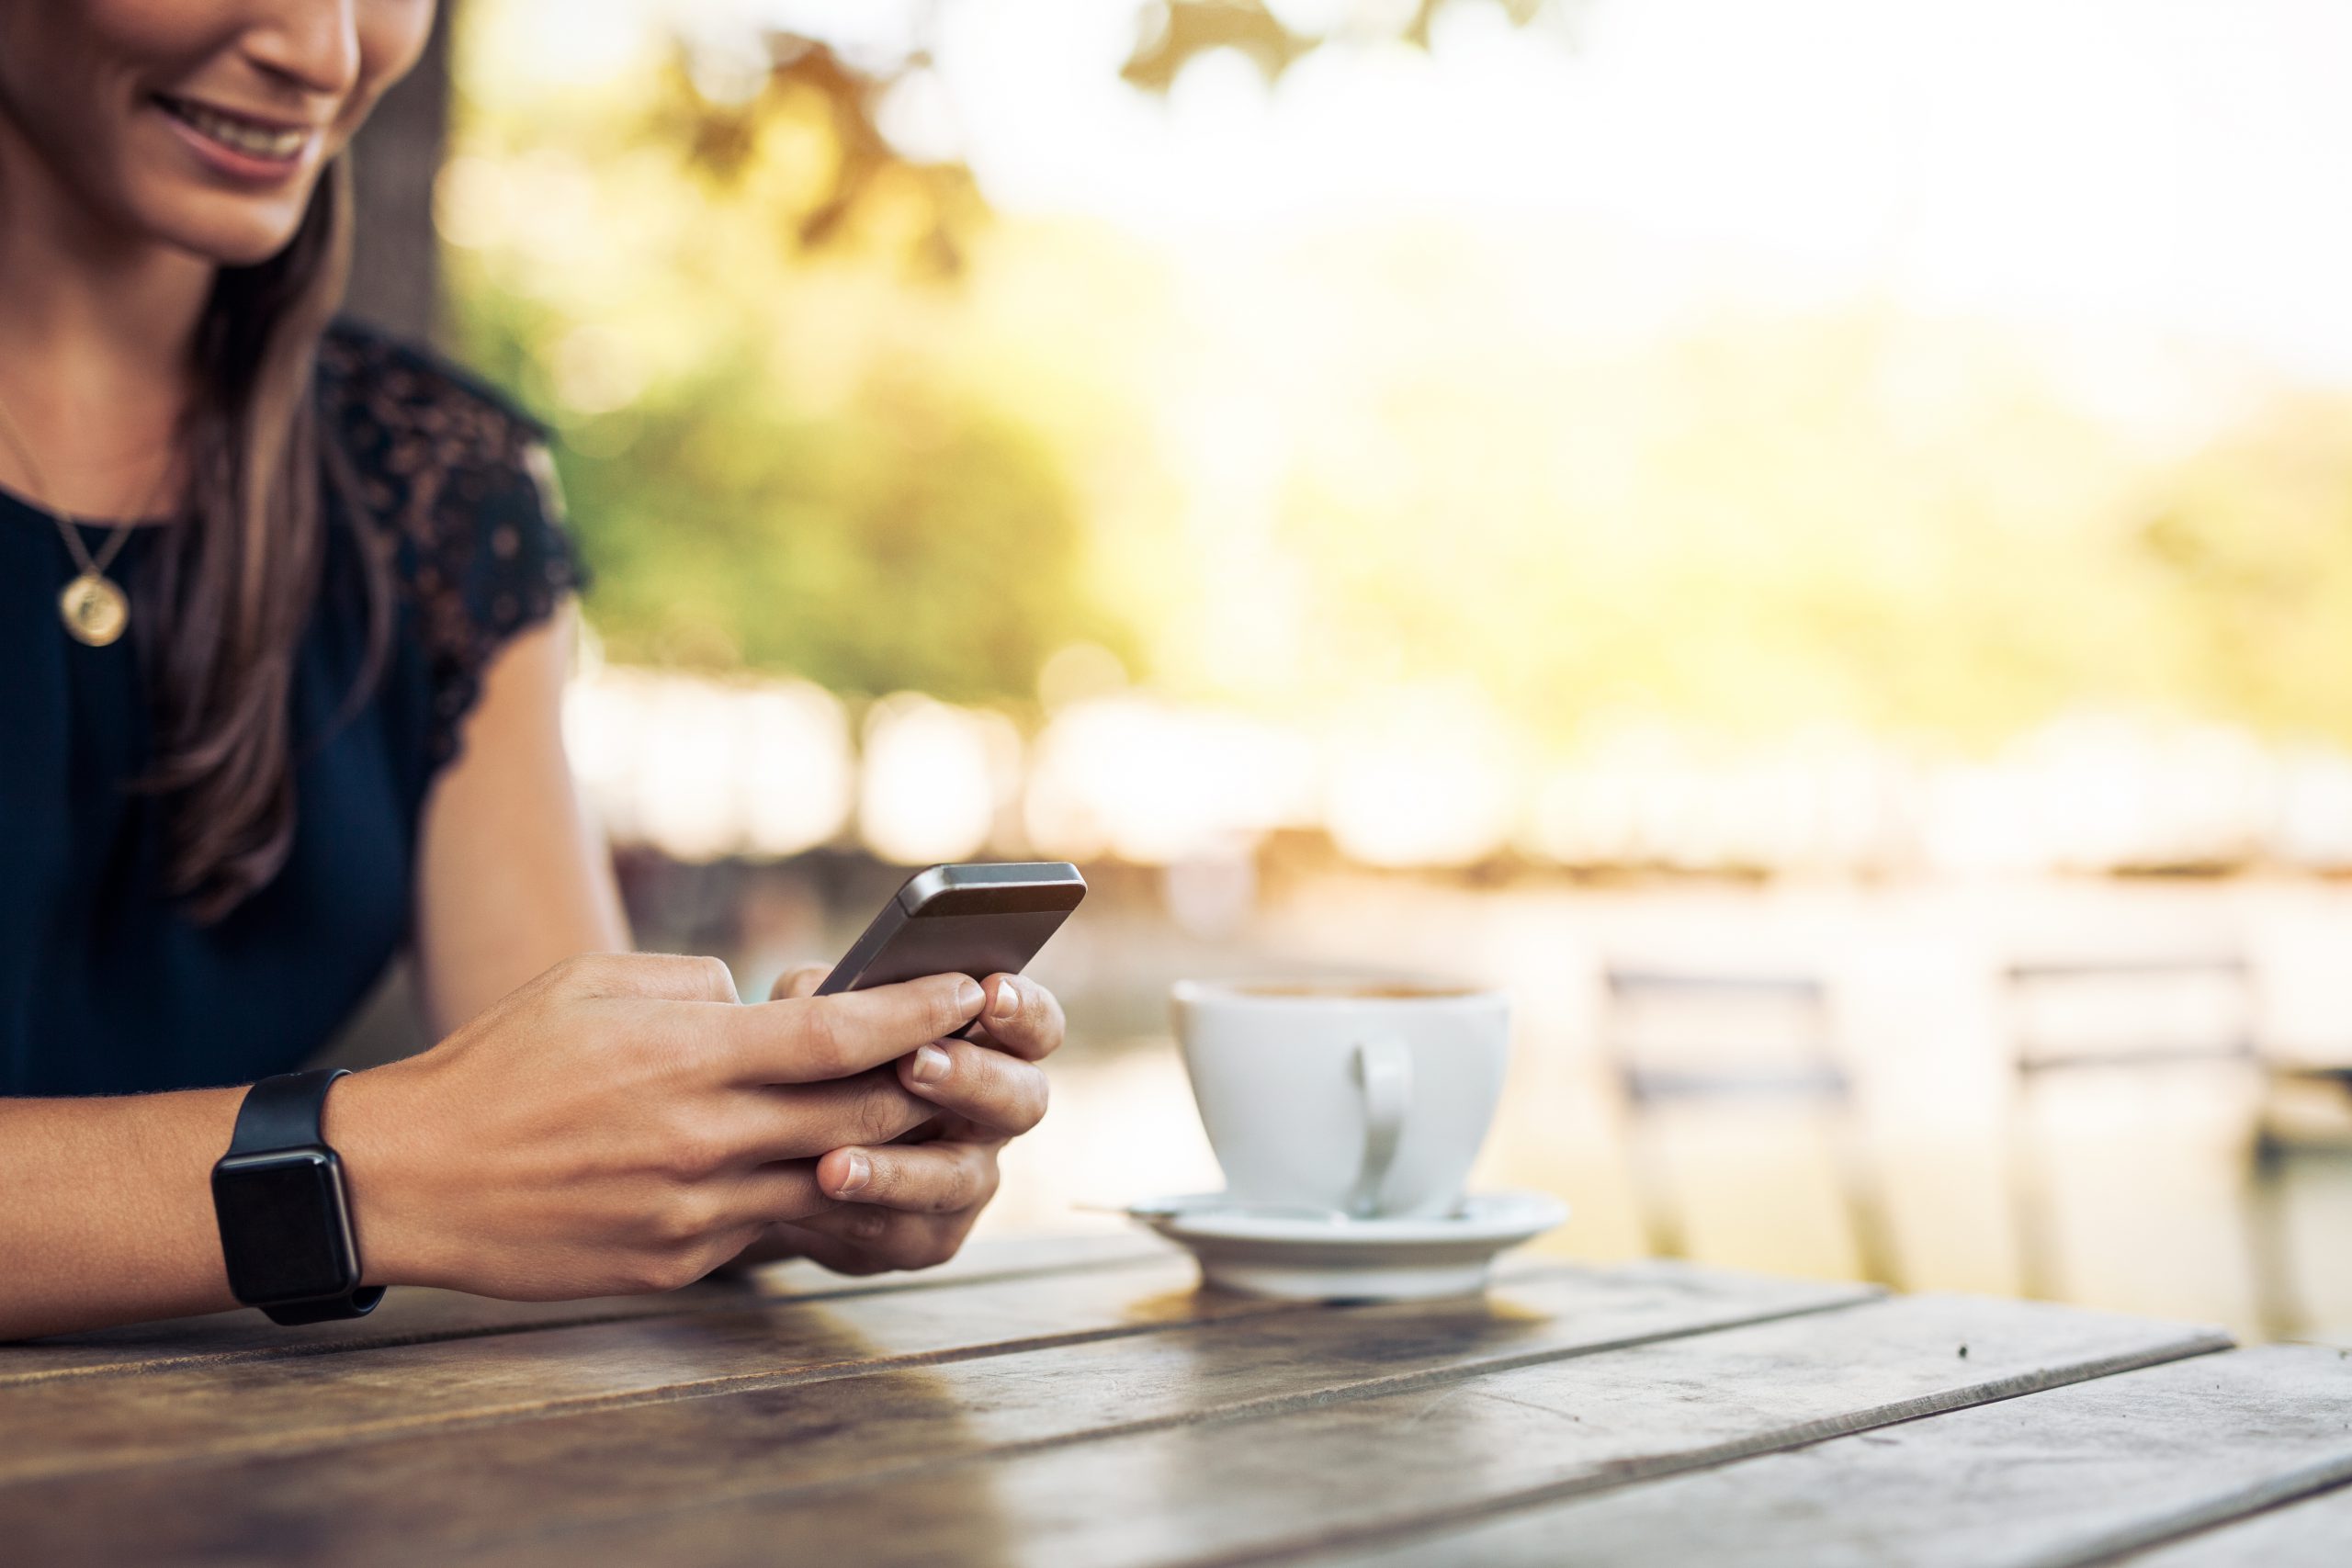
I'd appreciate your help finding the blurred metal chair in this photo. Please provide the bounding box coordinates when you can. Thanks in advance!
[2249,1063,2352,1339]
[2000,953,2280,1324]
[1602,965,1901,1287]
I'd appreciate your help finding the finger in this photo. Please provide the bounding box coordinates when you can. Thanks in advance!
[768,964,829,1002]
[786,1206,975,1274]
[713,1159,835,1228]
[786,1192,984,1272]
[709,1220,834,1273]
[756,1220,895,1277]
[898,1041,1049,1137]
[817,1139,1000,1214]
[714,1070,936,1161]
[959,975,1065,1062]
[560,952,740,1003]
[723,973,986,1084]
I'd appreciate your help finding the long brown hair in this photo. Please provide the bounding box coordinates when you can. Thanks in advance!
[143,159,389,923]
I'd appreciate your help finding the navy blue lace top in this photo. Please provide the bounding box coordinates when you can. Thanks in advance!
[0,322,581,1096]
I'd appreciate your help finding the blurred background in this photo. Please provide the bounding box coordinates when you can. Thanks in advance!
[334,0,2352,1342]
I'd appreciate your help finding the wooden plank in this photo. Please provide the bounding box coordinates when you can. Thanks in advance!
[0,1233,1171,1385]
[0,1252,1276,1481]
[2111,1474,2352,1568]
[422,1292,2221,1568]
[0,1262,1873,1566]
[1313,1344,2352,1567]
[0,1282,751,1385]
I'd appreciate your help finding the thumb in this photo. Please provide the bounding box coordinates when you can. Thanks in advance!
[769,964,831,1002]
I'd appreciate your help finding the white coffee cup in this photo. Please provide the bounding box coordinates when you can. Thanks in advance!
[1170,978,1510,1220]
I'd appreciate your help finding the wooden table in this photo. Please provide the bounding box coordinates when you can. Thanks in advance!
[6,1235,2350,1565]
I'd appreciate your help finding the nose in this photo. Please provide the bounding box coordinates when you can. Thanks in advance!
[241,0,364,99]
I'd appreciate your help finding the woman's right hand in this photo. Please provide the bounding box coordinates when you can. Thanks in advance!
[327,953,987,1301]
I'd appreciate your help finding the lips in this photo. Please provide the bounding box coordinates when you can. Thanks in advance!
[153,94,311,163]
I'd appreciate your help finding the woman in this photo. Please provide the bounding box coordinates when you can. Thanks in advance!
[0,2,1059,1340]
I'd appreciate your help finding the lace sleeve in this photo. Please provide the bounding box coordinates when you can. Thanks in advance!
[411,439,583,765]
[319,325,587,770]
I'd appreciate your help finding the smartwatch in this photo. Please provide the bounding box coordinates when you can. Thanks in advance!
[209,1068,386,1325]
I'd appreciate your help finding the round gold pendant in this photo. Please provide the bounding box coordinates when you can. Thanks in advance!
[59,573,130,648]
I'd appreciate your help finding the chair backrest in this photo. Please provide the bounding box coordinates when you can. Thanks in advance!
[1601,965,1848,1107]
[2003,954,2256,1077]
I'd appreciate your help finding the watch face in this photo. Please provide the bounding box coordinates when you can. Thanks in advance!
[211,1151,357,1303]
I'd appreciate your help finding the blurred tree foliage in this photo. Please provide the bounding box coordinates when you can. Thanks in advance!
[447,12,1107,702]
[2135,398,2352,735]
[444,0,1580,700]
[446,0,2352,749]
[446,1,1577,704]
[1122,0,1574,90]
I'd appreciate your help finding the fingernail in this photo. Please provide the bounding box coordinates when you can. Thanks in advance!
[990,977,1021,1020]
[911,1043,951,1084]
[956,976,985,1013]
[836,1151,871,1194]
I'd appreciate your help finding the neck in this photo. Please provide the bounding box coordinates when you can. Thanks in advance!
[0,115,209,514]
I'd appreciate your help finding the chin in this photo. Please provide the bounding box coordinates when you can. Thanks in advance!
[134,179,322,269]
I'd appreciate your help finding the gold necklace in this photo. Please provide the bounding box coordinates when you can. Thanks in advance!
[0,390,172,648]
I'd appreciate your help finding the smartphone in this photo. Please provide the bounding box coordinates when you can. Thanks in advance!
[815,862,1088,996]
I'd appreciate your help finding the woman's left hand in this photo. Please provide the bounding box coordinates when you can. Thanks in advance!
[730,964,1061,1275]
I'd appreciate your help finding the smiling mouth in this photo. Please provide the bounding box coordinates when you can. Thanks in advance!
[153,95,311,162]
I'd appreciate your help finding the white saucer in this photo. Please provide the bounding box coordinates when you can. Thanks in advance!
[1125,1190,1568,1301]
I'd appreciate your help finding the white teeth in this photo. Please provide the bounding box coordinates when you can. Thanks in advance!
[164,99,306,161]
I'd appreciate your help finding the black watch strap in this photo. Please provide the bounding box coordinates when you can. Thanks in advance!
[223,1069,385,1325]
[228,1067,346,1155]
[258,1289,387,1326]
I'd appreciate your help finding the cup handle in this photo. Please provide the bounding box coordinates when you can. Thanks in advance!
[1344,1038,1413,1219]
